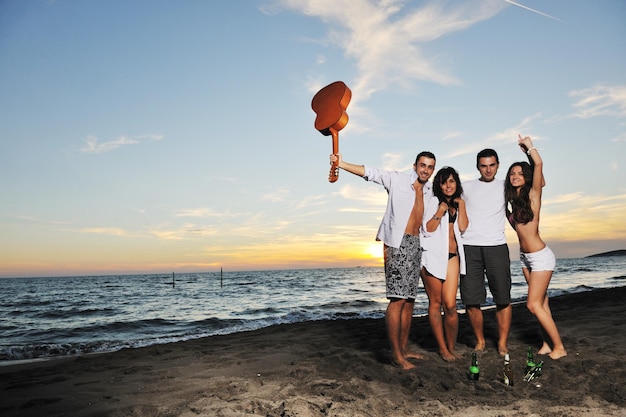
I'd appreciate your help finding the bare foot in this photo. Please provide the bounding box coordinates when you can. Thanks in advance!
[451,350,463,360]
[393,358,417,370]
[439,350,458,362]
[404,351,425,360]
[474,340,486,352]
[498,342,508,356]
[538,343,552,355]
[549,348,567,360]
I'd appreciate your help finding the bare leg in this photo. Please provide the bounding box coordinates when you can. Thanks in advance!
[385,299,415,370]
[442,259,461,359]
[466,306,485,351]
[537,294,553,354]
[523,268,567,359]
[523,268,551,354]
[423,270,456,361]
[537,296,554,354]
[401,299,424,361]
[495,304,512,355]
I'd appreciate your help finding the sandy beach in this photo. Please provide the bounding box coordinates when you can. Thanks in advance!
[1,286,625,417]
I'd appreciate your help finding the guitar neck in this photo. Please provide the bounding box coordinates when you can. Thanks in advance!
[328,128,339,183]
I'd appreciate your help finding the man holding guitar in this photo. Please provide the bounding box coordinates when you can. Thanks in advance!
[330,151,436,370]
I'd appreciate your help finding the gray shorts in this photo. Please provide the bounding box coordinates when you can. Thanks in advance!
[461,244,511,306]
[384,234,421,300]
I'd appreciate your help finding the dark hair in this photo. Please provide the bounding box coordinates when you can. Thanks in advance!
[415,151,436,165]
[433,166,463,206]
[504,161,534,224]
[476,148,499,169]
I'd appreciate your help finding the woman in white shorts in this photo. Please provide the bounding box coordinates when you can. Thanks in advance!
[505,135,567,360]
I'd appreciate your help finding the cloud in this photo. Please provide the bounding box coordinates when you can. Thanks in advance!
[273,0,507,102]
[335,183,387,207]
[261,187,291,202]
[541,192,626,241]
[294,194,327,210]
[442,113,541,159]
[175,208,236,218]
[13,215,69,226]
[568,84,626,119]
[80,134,164,154]
[381,152,408,170]
[611,132,626,143]
[79,227,130,237]
[207,176,240,183]
[151,223,218,240]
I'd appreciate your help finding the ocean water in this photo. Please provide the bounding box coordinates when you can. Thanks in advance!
[1,256,625,363]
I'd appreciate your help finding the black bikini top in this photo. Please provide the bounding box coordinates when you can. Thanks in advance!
[448,209,457,224]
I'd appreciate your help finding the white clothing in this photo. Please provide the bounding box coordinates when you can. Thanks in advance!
[420,198,466,279]
[520,246,556,272]
[363,165,433,249]
[461,179,506,246]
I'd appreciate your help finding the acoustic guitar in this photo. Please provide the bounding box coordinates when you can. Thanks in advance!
[311,81,352,183]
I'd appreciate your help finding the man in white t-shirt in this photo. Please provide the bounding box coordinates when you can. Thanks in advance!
[461,148,512,356]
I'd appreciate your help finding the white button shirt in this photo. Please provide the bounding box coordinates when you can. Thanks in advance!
[363,165,433,249]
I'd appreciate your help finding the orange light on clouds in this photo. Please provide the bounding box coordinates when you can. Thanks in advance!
[198,237,384,271]
[2,192,624,277]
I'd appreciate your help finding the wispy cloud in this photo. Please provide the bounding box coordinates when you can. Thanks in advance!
[271,0,507,102]
[611,132,626,143]
[569,84,626,119]
[13,215,69,226]
[542,193,626,241]
[151,224,218,240]
[175,208,237,218]
[381,152,409,171]
[80,134,164,154]
[207,176,240,183]
[335,183,387,207]
[442,113,541,159]
[294,194,327,210]
[79,227,130,236]
[261,187,291,202]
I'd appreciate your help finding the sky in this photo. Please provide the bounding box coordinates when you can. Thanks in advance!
[1,0,625,278]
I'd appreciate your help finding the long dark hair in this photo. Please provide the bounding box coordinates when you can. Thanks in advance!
[433,166,463,207]
[504,161,534,224]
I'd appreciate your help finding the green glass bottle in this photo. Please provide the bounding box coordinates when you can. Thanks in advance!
[526,346,536,373]
[469,352,480,381]
[524,360,544,382]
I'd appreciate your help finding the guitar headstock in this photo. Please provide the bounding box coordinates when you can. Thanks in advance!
[329,162,339,183]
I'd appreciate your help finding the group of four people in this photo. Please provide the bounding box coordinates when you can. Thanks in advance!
[330,135,567,371]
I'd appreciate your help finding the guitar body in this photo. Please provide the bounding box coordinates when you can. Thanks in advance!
[311,81,352,183]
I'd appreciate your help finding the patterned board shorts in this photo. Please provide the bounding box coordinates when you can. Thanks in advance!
[384,234,421,300]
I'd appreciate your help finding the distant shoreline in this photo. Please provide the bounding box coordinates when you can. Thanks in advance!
[586,249,626,258]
